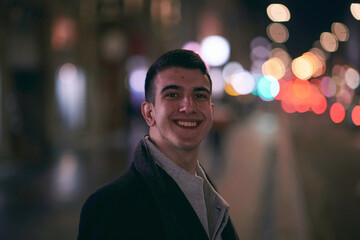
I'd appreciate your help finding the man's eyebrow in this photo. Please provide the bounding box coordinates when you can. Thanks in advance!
[160,85,211,94]
[160,85,181,94]
[194,87,211,94]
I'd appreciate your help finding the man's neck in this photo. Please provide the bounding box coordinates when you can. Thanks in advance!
[148,137,199,174]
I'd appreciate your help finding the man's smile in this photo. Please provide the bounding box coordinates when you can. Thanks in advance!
[174,120,201,128]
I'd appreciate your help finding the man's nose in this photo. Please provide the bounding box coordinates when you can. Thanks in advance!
[179,96,195,113]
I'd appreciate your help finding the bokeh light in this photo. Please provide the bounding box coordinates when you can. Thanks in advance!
[320,76,337,97]
[230,71,256,95]
[129,67,147,93]
[344,66,360,90]
[292,56,314,80]
[311,91,327,115]
[53,151,82,202]
[125,55,149,73]
[292,78,311,102]
[266,23,289,43]
[51,17,77,50]
[59,63,78,83]
[262,57,285,80]
[208,68,225,98]
[257,75,280,101]
[320,32,339,52]
[251,45,270,60]
[224,80,240,96]
[310,47,328,61]
[331,22,349,42]
[182,41,201,55]
[126,55,149,104]
[251,60,265,74]
[200,35,230,66]
[250,37,271,74]
[277,77,328,114]
[332,64,345,77]
[306,51,326,77]
[350,3,360,20]
[351,105,360,126]
[266,4,291,22]
[251,73,262,95]
[56,63,86,129]
[222,61,244,80]
[336,83,354,109]
[251,36,271,49]
[151,0,181,26]
[281,100,296,113]
[270,47,292,68]
[307,82,328,115]
[100,30,127,62]
[330,102,345,123]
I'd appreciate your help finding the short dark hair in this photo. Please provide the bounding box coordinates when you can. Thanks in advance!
[144,49,212,104]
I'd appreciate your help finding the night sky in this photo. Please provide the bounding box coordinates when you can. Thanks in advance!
[242,0,354,57]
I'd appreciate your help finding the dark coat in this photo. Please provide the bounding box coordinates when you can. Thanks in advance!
[77,138,239,240]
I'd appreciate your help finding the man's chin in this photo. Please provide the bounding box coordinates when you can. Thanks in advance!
[174,139,201,151]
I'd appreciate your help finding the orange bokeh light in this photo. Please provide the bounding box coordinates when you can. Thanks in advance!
[51,17,77,51]
[224,81,240,96]
[292,56,314,80]
[278,77,328,115]
[281,100,296,113]
[292,78,311,102]
[262,57,285,80]
[311,92,327,114]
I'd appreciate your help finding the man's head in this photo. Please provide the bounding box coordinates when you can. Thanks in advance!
[145,49,212,105]
[141,49,214,153]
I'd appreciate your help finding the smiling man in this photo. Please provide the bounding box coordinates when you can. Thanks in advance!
[77,49,239,240]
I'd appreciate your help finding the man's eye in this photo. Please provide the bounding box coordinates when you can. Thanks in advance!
[166,93,178,98]
[196,94,207,99]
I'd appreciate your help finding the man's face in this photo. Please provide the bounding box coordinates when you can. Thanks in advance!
[143,67,214,151]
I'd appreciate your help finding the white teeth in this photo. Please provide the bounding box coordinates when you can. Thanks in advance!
[177,121,197,127]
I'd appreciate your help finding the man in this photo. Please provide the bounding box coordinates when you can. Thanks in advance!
[77,49,239,240]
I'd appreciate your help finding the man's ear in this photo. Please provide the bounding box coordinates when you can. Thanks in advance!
[211,102,215,117]
[141,101,156,127]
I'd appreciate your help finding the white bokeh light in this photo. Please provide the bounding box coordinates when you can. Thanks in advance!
[222,61,244,80]
[56,63,86,129]
[182,41,201,55]
[230,71,256,95]
[209,68,225,99]
[345,67,360,90]
[200,35,230,66]
[129,67,147,93]
[53,151,82,202]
